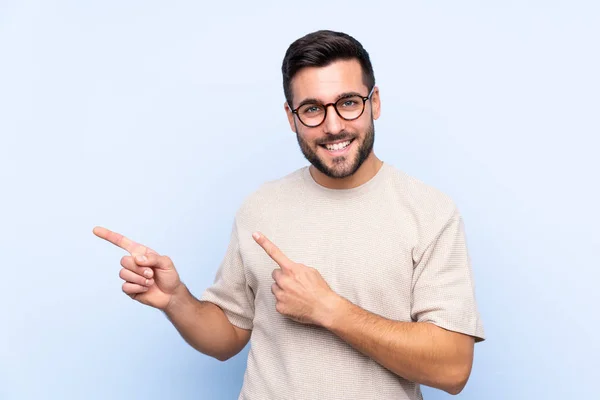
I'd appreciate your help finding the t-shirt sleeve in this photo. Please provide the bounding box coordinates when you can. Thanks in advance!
[410,207,485,342]
[199,219,255,330]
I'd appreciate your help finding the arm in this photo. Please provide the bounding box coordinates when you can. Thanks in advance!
[164,284,251,362]
[252,204,484,395]
[323,296,474,395]
[92,225,253,362]
[320,208,481,394]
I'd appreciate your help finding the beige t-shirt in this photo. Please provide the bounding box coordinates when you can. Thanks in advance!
[200,162,485,400]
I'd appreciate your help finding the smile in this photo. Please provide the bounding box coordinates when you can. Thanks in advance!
[319,139,355,154]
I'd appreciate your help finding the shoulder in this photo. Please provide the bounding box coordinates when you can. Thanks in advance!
[386,163,457,211]
[383,163,460,240]
[234,166,306,223]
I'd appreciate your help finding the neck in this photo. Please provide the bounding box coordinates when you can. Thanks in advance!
[309,152,383,190]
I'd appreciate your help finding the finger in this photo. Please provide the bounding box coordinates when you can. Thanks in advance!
[271,282,283,297]
[271,268,284,282]
[119,268,154,287]
[122,282,149,295]
[93,226,159,256]
[252,232,293,270]
[121,255,154,279]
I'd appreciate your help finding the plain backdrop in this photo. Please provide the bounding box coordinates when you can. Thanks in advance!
[1,1,599,399]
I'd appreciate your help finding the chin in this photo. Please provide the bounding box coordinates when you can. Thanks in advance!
[319,155,362,179]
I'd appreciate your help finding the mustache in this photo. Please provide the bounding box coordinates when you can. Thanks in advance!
[316,132,355,145]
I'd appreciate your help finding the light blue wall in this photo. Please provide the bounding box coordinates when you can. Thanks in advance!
[1,1,598,399]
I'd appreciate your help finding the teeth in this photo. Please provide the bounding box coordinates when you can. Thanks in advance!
[325,140,351,151]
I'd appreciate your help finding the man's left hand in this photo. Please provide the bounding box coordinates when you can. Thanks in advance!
[252,231,341,326]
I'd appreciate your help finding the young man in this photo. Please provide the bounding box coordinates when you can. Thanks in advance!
[94,30,485,399]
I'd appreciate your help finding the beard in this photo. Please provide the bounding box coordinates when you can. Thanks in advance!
[296,119,375,179]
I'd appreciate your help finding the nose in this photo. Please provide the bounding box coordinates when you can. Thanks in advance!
[322,104,344,135]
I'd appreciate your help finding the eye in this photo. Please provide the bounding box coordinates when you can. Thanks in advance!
[337,96,362,109]
[299,104,324,115]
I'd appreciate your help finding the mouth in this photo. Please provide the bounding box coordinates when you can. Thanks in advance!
[318,138,355,156]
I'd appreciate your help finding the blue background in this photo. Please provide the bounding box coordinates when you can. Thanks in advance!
[1,1,598,399]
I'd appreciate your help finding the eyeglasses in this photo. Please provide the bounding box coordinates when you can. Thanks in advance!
[290,86,375,128]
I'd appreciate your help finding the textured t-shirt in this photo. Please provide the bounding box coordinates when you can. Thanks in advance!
[200,162,485,400]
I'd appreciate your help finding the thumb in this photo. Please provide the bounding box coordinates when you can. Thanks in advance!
[134,253,174,271]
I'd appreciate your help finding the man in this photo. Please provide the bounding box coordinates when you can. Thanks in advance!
[93,30,485,399]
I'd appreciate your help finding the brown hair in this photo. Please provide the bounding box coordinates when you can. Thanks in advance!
[281,30,376,108]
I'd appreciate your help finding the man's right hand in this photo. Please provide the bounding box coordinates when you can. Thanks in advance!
[93,226,182,310]
[93,226,251,361]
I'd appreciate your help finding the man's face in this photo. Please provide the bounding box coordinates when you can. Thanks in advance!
[285,59,381,179]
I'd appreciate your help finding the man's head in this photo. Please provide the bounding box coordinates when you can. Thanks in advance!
[282,30,380,179]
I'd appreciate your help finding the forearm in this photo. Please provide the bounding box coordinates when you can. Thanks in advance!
[163,284,246,361]
[324,297,473,395]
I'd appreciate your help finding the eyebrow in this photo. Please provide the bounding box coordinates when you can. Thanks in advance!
[296,91,364,109]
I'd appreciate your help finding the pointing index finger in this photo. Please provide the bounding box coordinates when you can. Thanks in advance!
[252,232,293,270]
[92,226,158,256]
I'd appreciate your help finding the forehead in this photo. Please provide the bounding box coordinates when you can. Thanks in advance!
[290,59,368,105]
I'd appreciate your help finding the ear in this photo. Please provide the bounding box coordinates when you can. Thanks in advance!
[284,102,297,133]
[370,86,381,120]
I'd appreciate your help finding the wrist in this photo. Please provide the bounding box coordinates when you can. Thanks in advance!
[163,282,189,315]
[319,293,347,330]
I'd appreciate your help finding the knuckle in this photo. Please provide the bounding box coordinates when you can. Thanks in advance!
[161,255,173,267]
[120,255,130,268]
